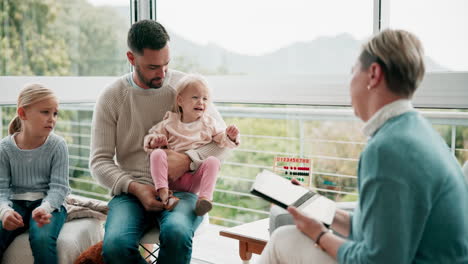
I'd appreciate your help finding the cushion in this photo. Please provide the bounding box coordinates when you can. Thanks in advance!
[2,218,104,264]
[268,205,293,235]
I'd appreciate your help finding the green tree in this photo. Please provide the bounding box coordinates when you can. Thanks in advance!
[0,0,71,75]
[53,0,129,76]
[1,0,129,76]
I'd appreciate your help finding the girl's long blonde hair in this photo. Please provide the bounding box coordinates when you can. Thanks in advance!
[172,74,212,114]
[8,83,57,135]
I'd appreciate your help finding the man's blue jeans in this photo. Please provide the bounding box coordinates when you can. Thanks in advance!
[0,199,67,264]
[102,192,203,264]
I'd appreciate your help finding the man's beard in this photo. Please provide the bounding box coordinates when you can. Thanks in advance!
[135,66,164,88]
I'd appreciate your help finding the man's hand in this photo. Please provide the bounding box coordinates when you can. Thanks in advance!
[226,125,239,142]
[288,206,328,241]
[128,182,165,211]
[2,210,24,231]
[32,207,52,227]
[158,187,169,204]
[163,149,190,182]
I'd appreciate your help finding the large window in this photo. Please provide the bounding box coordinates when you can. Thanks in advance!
[1,0,467,227]
[157,0,373,75]
[0,0,130,76]
[389,0,468,72]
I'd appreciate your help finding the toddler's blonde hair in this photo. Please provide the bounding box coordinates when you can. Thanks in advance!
[173,74,211,114]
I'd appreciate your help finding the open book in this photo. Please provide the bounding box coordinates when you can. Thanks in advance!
[251,170,336,226]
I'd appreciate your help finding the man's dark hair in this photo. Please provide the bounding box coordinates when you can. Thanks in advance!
[127,20,170,55]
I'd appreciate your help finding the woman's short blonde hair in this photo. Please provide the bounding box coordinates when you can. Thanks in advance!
[172,74,211,113]
[359,29,425,97]
[8,83,57,135]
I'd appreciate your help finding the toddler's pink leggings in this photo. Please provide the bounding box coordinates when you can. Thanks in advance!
[150,149,220,200]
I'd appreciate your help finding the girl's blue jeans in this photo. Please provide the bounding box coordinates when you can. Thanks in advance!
[0,199,67,264]
[102,192,202,264]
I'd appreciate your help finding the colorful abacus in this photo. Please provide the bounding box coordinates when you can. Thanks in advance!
[273,156,313,187]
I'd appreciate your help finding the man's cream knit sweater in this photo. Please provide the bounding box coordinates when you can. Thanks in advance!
[90,70,228,196]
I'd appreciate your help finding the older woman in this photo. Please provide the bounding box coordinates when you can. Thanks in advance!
[258,29,468,264]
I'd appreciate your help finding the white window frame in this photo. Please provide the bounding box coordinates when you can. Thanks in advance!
[0,0,467,108]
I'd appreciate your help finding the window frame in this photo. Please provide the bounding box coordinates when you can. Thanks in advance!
[0,0,466,109]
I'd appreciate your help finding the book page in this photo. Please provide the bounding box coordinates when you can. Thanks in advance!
[252,170,310,205]
[301,196,337,225]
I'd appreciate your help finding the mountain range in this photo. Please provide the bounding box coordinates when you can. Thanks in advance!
[170,32,447,75]
[111,5,447,75]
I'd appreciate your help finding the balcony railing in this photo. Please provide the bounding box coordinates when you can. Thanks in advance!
[1,104,467,226]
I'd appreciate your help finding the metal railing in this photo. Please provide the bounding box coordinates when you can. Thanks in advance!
[1,104,468,226]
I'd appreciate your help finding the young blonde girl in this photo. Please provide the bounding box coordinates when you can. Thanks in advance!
[0,84,70,264]
[143,74,240,216]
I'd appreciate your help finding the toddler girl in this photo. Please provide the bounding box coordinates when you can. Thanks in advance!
[0,84,70,263]
[143,74,239,216]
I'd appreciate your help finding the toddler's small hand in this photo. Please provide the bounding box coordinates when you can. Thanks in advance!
[143,134,156,152]
[144,134,168,152]
[226,125,239,141]
[150,135,168,149]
